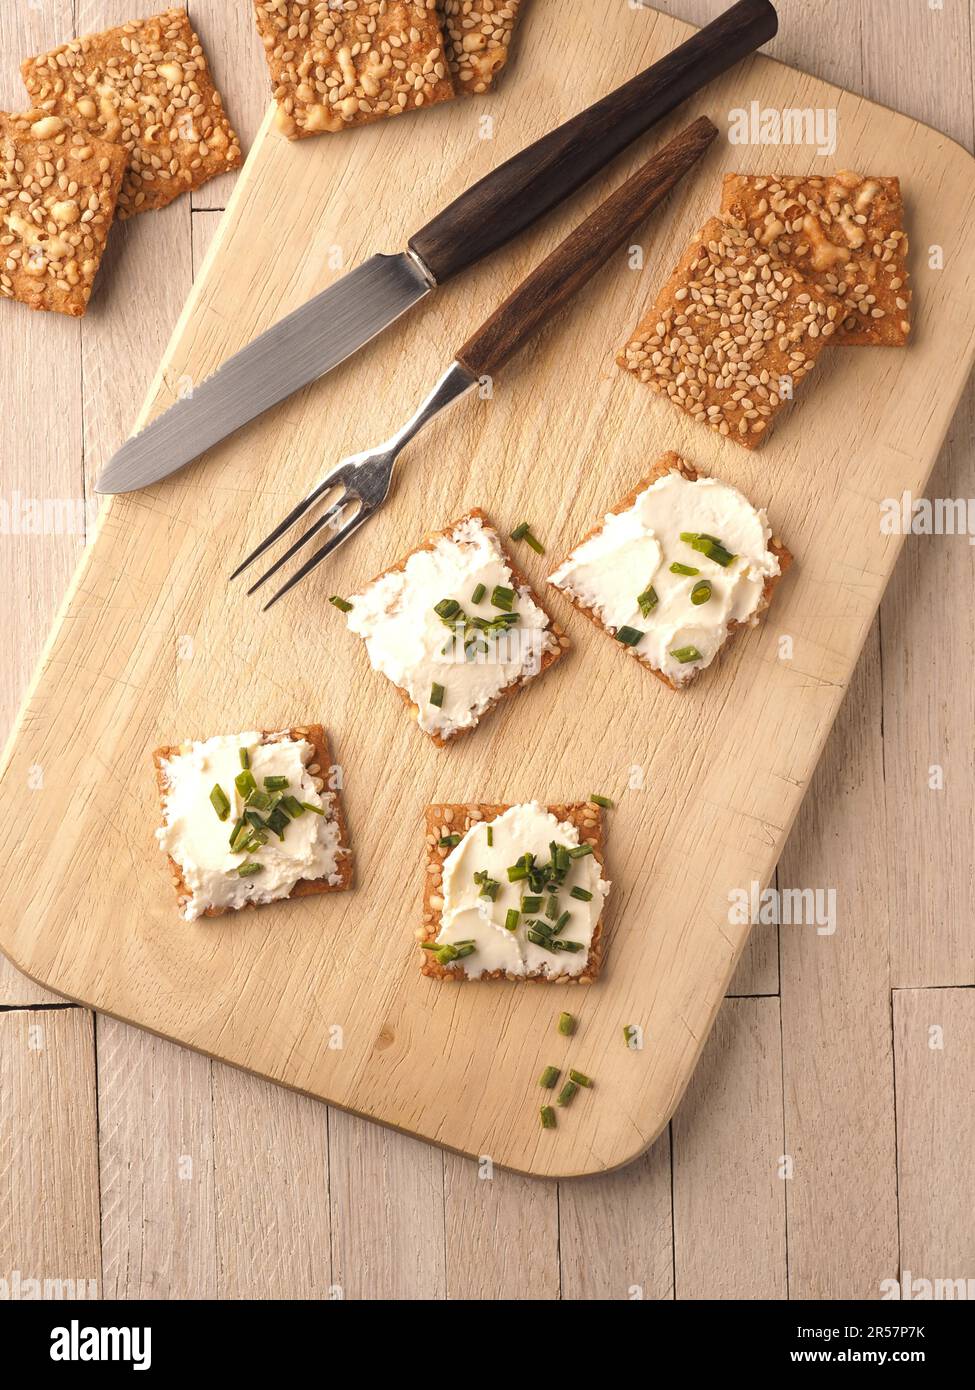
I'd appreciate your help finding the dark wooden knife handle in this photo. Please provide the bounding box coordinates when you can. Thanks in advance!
[408,0,776,285]
[455,117,717,381]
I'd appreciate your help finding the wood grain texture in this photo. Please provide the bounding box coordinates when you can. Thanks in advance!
[1,5,974,1181]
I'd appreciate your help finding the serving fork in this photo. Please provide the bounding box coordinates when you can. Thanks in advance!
[232,117,717,609]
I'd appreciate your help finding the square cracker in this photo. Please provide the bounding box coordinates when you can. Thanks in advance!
[22,7,242,219]
[153,725,353,919]
[617,215,838,448]
[721,172,911,347]
[440,1,526,94]
[421,802,607,981]
[253,0,455,140]
[346,507,568,747]
[0,109,126,317]
[548,451,793,691]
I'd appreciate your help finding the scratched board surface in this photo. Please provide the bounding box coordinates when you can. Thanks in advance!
[0,4,973,1177]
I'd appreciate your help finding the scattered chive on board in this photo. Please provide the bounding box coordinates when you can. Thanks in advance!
[329,595,353,612]
[569,1069,593,1088]
[589,794,613,809]
[540,1105,556,1130]
[539,1066,560,1089]
[557,1011,575,1036]
[510,521,544,554]
[556,1080,578,1106]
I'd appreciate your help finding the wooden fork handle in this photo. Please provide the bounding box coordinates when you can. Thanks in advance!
[455,116,717,382]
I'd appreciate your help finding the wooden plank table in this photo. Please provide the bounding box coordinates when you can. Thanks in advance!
[1,0,972,1298]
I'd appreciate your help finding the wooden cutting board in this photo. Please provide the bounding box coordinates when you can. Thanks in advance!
[2,3,974,1179]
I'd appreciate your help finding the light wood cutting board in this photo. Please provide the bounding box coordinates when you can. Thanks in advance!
[2,3,974,1179]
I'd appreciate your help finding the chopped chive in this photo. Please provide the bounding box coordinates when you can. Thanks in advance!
[637,586,659,617]
[478,878,501,902]
[329,595,353,612]
[540,1105,557,1130]
[430,682,445,708]
[244,809,267,832]
[539,1065,560,1089]
[504,908,520,932]
[453,943,476,959]
[209,783,231,821]
[510,521,544,554]
[556,1080,579,1107]
[521,894,543,912]
[235,769,256,799]
[470,582,486,604]
[301,801,324,815]
[545,894,559,920]
[691,579,713,606]
[590,794,613,809]
[570,886,593,901]
[238,747,250,770]
[435,944,459,965]
[266,806,291,840]
[439,833,462,848]
[507,864,530,882]
[568,843,594,859]
[569,1069,593,1088]
[228,817,247,851]
[434,598,461,621]
[671,645,702,664]
[281,795,305,819]
[491,584,515,611]
[263,775,289,791]
[554,910,570,934]
[487,825,493,847]
[680,531,736,567]
[246,789,274,813]
[557,1012,575,1037]
[526,929,555,950]
[670,561,699,576]
[615,625,643,647]
[237,861,263,877]
[553,939,585,953]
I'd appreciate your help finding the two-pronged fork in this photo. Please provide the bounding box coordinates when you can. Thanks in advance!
[232,117,717,609]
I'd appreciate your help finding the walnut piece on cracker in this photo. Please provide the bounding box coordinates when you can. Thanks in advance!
[253,0,455,140]
[617,216,838,449]
[22,7,242,219]
[439,0,525,94]
[0,109,126,317]
[721,173,911,346]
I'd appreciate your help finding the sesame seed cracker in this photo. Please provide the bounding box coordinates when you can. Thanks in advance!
[439,0,525,94]
[253,0,455,140]
[22,7,242,220]
[721,172,911,347]
[0,109,126,317]
[617,216,838,449]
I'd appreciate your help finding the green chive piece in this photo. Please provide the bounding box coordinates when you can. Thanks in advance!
[569,1069,593,1088]
[470,583,486,604]
[570,886,593,901]
[237,861,263,877]
[266,806,291,840]
[568,843,593,859]
[246,789,274,813]
[244,809,267,832]
[301,801,325,815]
[680,532,736,567]
[671,645,702,664]
[510,522,544,554]
[545,894,559,920]
[209,784,231,821]
[504,908,520,932]
[521,894,543,912]
[238,747,250,770]
[556,1080,579,1107]
[527,929,555,950]
[228,819,249,853]
[487,825,493,847]
[590,794,613,809]
[539,1066,560,1089]
[263,775,289,792]
[557,1012,575,1037]
[430,682,445,708]
[553,939,585,953]
[554,910,570,933]
[615,625,643,647]
[479,878,501,902]
[507,864,530,882]
[329,595,353,612]
[637,586,659,617]
[454,943,476,959]
[434,598,461,621]
[491,584,515,611]
[281,795,305,819]
[670,561,700,576]
[439,833,462,849]
[540,1105,557,1130]
[436,944,459,965]
[235,769,256,799]
[691,579,713,606]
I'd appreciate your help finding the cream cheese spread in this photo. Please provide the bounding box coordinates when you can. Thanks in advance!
[346,516,557,738]
[549,472,779,686]
[156,732,343,921]
[436,802,610,979]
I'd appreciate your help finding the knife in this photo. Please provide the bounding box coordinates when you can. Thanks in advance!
[96,0,777,494]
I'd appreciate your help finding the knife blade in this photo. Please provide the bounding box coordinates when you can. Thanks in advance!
[95,0,777,494]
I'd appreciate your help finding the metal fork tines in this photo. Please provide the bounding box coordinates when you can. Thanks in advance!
[231,362,476,609]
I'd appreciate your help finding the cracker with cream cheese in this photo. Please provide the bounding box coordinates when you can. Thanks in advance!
[153,725,352,920]
[421,801,609,982]
[548,452,792,691]
[344,508,568,746]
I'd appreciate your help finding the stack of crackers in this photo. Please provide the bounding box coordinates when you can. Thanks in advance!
[617,171,912,447]
[3,7,241,318]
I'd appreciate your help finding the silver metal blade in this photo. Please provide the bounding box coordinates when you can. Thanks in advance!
[95,252,431,494]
